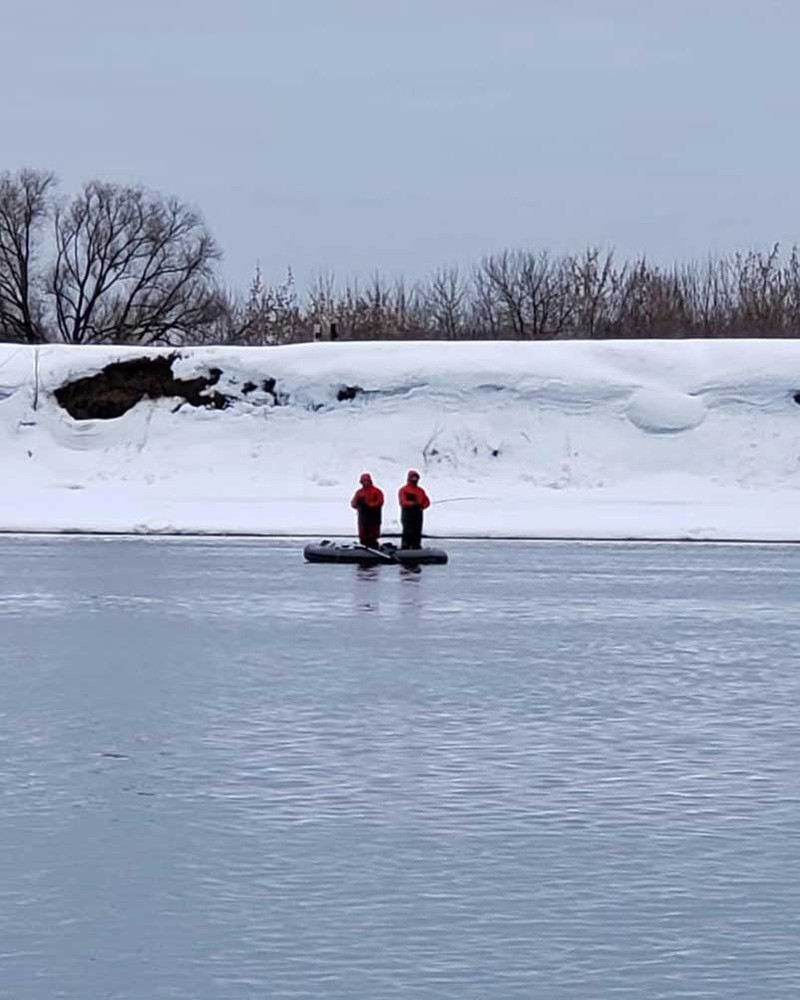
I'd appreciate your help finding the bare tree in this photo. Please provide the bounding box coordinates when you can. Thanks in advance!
[470,263,503,338]
[424,266,466,339]
[479,251,527,337]
[569,248,615,337]
[0,168,54,343]
[49,181,221,345]
[478,251,575,338]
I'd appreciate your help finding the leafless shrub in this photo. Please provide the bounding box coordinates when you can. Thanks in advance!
[214,265,303,345]
[296,247,800,343]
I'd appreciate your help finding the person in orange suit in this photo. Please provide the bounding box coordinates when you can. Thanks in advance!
[351,472,384,549]
[398,469,430,549]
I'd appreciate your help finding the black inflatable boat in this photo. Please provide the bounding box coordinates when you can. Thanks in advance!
[304,540,448,565]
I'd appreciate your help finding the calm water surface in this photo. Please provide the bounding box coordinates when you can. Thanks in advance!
[1,537,800,999]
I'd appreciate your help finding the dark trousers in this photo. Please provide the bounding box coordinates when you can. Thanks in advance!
[358,513,381,548]
[401,507,423,549]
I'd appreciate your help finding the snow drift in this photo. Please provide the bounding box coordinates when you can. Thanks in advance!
[1,340,799,539]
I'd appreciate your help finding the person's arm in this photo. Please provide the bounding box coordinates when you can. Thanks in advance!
[399,488,416,508]
[419,489,430,510]
[351,490,361,510]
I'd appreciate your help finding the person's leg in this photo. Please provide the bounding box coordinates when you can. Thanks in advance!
[400,509,412,549]
[362,516,380,548]
[407,508,423,549]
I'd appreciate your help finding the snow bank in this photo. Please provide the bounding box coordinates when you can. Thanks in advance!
[1,340,800,539]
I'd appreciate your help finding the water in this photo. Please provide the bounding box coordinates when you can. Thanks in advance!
[2,536,800,999]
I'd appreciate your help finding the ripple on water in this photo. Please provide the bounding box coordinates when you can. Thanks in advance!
[1,538,800,999]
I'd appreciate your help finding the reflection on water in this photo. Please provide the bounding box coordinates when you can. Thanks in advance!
[1,537,800,1000]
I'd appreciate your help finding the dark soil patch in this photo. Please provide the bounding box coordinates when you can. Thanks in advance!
[337,385,363,402]
[239,378,286,405]
[54,355,229,420]
[262,378,282,405]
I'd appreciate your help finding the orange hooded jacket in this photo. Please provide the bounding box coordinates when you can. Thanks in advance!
[351,474,384,512]
[398,476,430,510]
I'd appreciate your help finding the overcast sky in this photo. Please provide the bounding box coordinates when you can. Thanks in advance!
[4,0,799,289]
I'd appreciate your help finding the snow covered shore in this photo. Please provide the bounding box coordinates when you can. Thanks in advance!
[1,340,800,540]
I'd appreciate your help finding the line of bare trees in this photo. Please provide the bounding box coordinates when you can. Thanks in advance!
[4,166,800,346]
[202,244,800,344]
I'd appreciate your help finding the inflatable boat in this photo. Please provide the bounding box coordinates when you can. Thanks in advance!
[304,540,448,565]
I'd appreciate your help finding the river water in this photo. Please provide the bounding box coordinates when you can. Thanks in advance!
[1,536,799,999]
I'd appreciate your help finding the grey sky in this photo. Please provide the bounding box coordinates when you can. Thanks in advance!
[4,0,799,289]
